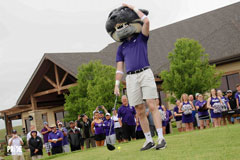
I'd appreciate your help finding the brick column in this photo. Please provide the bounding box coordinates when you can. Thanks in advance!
[28,110,43,132]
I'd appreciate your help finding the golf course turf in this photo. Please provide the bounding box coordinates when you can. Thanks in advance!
[41,124,240,160]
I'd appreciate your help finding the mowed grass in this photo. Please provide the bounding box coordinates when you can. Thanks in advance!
[43,124,240,160]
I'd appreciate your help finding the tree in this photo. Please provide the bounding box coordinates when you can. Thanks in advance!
[160,38,222,103]
[64,61,122,121]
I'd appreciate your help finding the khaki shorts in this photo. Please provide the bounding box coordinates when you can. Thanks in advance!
[176,120,185,129]
[126,68,158,106]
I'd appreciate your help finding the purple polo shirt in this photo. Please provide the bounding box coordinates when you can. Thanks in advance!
[41,127,50,143]
[195,100,209,116]
[59,127,69,145]
[118,104,136,126]
[173,106,182,121]
[235,92,240,105]
[103,119,115,136]
[48,130,64,147]
[116,32,150,72]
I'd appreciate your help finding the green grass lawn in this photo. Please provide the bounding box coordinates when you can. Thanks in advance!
[38,124,240,160]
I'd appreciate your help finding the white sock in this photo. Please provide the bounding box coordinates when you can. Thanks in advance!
[156,128,164,139]
[144,132,153,143]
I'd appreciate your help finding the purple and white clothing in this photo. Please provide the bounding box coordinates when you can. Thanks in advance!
[181,102,193,115]
[59,127,69,146]
[195,100,209,117]
[220,96,229,111]
[235,92,240,105]
[103,119,115,136]
[182,102,193,123]
[118,105,136,126]
[112,115,121,129]
[94,121,105,135]
[41,127,51,143]
[48,130,64,147]
[210,97,222,118]
[158,106,168,126]
[173,106,182,121]
[158,106,166,121]
[116,32,150,72]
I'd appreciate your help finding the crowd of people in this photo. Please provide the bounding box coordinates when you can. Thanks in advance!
[8,83,240,159]
[173,84,240,132]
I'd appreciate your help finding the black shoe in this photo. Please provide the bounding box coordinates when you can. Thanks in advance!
[140,141,155,151]
[156,138,167,150]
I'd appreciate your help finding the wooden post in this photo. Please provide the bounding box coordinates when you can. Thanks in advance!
[31,95,37,110]
[4,113,13,136]
[54,64,60,94]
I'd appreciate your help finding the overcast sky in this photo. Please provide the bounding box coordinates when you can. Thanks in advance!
[0,0,239,129]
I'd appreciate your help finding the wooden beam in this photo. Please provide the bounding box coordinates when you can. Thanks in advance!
[6,108,32,116]
[60,83,78,90]
[60,72,68,87]
[33,88,58,97]
[44,75,57,88]
[33,83,78,97]
[54,64,60,94]
[31,95,37,110]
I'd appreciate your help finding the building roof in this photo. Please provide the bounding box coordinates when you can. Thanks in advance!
[11,2,240,106]
[45,2,240,75]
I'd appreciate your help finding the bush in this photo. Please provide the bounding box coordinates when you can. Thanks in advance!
[3,144,8,156]
[21,136,27,146]
[171,121,176,128]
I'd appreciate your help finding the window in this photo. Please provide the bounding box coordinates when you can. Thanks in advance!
[42,113,48,123]
[54,110,68,127]
[218,73,240,92]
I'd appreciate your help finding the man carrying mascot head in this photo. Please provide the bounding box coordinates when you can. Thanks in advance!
[110,4,167,151]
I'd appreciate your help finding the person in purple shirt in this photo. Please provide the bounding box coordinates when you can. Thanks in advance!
[103,113,116,145]
[195,94,210,129]
[91,111,105,147]
[235,84,240,124]
[114,3,166,151]
[235,84,240,109]
[57,122,70,153]
[166,109,173,134]
[118,95,136,142]
[159,105,167,135]
[48,125,63,155]
[207,89,223,127]
[173,100,185,132]
[41,122,52,156]
[179,93,195,132]
[217,90,232,126]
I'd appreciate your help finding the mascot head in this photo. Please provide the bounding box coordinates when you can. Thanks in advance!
[105,6,149,42]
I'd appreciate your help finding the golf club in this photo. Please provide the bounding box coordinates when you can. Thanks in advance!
[107,95,118,151]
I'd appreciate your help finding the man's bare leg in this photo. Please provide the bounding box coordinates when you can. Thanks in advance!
[135,104,151,136]
[146,99,163,138]
[146,99,166,149]
[135,103,155,151]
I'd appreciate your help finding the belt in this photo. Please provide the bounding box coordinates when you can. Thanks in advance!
[127,67,150,75]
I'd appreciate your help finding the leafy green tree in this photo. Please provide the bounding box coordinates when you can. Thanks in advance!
[160,38,222,103]
[64,61,122,121]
